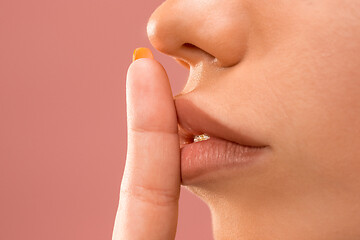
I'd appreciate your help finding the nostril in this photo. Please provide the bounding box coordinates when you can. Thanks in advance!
[182,43,213,57]
[181,43,217,65]
[182,43,197,49]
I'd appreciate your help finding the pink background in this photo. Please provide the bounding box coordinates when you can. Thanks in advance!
[0,0,213,239]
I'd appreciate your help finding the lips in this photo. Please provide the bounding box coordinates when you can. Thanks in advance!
[174,97,269,183]
[175,97,268,149]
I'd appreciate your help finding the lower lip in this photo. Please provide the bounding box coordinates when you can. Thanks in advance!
[180,136,269,183]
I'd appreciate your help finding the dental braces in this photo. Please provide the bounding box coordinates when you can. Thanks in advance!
[193,133,210,142]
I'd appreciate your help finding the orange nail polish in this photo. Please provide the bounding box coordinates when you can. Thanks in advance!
[132,47,154,62]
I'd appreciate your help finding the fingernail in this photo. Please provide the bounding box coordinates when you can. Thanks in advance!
[132,47,154,62]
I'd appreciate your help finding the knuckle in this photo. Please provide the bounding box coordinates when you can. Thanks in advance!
[120,184,179,207]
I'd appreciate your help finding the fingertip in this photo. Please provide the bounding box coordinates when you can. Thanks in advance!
[127,57,167,83]
[125,57,177,134]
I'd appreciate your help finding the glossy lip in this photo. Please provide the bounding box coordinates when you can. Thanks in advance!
[175,97,270,184]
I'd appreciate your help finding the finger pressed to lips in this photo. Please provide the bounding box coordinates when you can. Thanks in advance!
[113,57,181,240]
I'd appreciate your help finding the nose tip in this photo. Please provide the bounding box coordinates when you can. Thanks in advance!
[146,17,175,55]
[146,0,249,68]
[145,2,218,67]
[146,0,189,59]
[147,14,210,67]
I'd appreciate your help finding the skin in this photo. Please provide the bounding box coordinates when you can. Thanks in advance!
[113,0,360,239]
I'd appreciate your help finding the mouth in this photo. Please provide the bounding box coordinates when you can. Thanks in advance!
[175,97,270,184]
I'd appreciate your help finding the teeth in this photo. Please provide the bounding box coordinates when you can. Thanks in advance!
[194,134,210,142]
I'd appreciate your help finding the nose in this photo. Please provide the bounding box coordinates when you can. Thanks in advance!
[146,0,250,68]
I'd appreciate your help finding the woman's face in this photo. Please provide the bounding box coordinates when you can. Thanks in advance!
[147,0,360,239]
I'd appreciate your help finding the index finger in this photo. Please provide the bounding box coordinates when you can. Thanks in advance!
[112,48,181,240]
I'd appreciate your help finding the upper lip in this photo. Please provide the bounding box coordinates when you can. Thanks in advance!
[174,96,268,149]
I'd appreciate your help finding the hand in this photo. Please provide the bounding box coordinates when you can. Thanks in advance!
[112,48,181,240]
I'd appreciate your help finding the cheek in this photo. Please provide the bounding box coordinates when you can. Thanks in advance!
[242,0,360,171]
[246,27,360,189]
